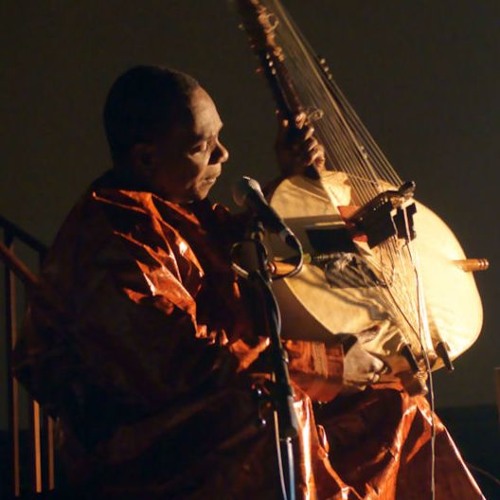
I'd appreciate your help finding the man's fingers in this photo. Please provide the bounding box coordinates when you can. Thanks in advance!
[294,112,307,128]
[275,112,327,176]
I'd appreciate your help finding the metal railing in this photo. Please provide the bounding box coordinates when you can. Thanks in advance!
[0,215,54,498]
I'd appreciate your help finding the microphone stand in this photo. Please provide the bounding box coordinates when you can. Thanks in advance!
[232,218,299,500]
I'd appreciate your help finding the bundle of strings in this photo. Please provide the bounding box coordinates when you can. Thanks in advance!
[243,0,436,364]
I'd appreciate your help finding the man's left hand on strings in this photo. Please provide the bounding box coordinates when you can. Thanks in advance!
[275,112,326,177]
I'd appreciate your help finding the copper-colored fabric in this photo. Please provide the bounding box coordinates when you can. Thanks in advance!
[316,385,483,499]
[13,174,482,499]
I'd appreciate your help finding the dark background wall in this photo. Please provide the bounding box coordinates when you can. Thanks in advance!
[1,0,498,419]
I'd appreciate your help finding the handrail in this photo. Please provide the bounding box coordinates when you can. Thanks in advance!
[0,242,40,289]
[0,215,47,256]
[0,215,53,497]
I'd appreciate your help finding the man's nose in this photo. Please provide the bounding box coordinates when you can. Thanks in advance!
[211,140,229,164]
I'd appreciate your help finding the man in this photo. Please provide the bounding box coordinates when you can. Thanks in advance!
[14,66,482,499]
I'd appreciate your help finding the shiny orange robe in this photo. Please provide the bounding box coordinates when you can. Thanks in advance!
[14,173,483,499]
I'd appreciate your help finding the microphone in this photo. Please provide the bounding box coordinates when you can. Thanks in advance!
[232,176,300,250]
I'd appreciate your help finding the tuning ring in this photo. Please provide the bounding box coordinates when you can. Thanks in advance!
[265,13,279,30]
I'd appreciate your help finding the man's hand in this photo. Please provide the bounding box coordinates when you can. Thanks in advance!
[341,337,386,393]
[275,112,326,177]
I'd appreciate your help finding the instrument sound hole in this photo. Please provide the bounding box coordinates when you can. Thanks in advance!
[314,252,386,289]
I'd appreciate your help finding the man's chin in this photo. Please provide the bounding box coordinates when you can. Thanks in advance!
[197,181,218,200]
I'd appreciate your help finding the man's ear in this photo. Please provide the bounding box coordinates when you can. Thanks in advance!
[130,143,156,179]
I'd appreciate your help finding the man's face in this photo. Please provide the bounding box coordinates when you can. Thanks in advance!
[147,86,229,204]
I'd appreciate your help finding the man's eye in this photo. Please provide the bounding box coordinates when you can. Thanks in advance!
[191,142,208,153]
[191,142,209,154]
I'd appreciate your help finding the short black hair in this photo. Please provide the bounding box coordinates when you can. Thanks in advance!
[103,65,200,162]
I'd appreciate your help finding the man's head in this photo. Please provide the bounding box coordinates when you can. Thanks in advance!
[103,65,229,203]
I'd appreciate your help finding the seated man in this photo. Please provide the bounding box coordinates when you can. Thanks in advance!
[14,65,483,499]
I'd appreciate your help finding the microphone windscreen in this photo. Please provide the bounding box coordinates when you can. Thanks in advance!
[232,176,263,207]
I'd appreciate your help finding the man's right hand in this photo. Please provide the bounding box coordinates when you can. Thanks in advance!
[341,338,386,392]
